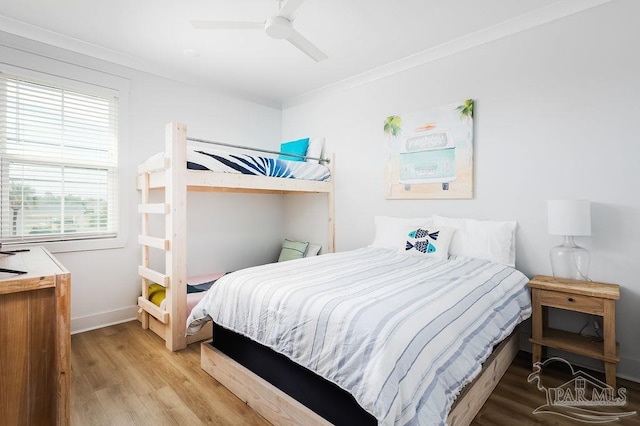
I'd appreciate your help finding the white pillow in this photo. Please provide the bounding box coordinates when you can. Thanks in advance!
[305,137,325,164]
[400,225,455,260]
[305,243,322,257]
[433,215,517,267]
[370,215,433,250]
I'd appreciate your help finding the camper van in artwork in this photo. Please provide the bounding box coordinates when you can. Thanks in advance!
[383,99,473,199]
[399,129,455,191]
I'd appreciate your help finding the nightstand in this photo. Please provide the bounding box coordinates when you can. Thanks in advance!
[528,275,620,388]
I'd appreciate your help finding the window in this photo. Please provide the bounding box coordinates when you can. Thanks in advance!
[0,72,119,244]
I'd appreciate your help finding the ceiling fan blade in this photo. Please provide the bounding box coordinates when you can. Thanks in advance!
[277,0,306,19]
[286,29,327,62]
[191,20,263,30]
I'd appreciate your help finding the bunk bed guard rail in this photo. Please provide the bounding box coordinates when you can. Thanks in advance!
[186,137,330,164]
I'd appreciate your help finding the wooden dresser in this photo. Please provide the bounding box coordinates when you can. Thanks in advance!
[0,247,70,425]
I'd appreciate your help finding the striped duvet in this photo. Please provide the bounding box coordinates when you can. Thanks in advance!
[186,147,330,181]
[187,247,531,425]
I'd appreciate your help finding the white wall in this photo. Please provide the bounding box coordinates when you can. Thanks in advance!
[282,0,640,381]
[0,32,285,333]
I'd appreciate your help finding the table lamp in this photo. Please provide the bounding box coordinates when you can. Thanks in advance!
[547,199,591,280]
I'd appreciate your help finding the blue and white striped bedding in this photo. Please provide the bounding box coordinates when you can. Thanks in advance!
[187,247,531,425]
[186,147,330,181]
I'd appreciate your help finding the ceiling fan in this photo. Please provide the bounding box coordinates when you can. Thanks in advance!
[191,0,327,62]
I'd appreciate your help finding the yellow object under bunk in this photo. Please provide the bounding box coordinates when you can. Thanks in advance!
[145,273,225,314]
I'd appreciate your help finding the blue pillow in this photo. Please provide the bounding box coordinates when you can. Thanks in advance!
[278,138,309,162]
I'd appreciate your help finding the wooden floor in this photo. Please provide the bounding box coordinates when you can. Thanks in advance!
[72,321,640,425]
[472,353,640,425]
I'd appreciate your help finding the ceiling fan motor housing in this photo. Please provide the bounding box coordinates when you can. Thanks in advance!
[265,16,293,39]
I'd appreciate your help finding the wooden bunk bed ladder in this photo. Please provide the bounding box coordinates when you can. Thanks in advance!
[137,123,188,351]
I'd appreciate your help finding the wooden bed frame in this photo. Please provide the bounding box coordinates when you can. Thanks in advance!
[201,329,520,426]
[136,122,336,351]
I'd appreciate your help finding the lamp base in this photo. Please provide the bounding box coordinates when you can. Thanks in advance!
[550,236,590,281]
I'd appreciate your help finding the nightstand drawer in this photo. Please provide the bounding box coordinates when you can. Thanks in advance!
[538,289,604,315]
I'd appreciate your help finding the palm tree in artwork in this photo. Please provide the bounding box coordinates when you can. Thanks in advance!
[383,115,403,138]
[456,99,474,168]
[383,115,403,196]
[456,99,474,120]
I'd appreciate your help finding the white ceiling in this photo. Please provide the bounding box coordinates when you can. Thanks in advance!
[0,0,611,107]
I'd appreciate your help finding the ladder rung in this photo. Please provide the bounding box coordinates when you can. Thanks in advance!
[138,266,170,286]
[138,203,169,214]
[138,297,169,323]
[138,235,170,250]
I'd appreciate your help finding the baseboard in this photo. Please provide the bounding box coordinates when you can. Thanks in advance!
[615,356,640,384]
[518,330,640,384]
[71,305,138,334]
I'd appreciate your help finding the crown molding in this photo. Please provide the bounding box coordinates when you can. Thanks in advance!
[0,15,152,72]
[282,0,615,109]
[0,0,615,110]
[0,15,281,109]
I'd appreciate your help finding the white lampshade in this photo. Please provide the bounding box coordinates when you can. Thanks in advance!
[547,199,591,280]
[547,200,591,236]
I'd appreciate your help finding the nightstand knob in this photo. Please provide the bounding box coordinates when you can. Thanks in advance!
[568,297,574,302]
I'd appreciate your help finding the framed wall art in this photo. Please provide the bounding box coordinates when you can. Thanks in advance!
[383,99,474,199]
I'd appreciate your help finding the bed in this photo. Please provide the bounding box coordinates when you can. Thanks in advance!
[187,246,532,425]
[137,123,335,351]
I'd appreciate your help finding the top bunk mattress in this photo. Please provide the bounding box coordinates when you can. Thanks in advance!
[186,147,330,181]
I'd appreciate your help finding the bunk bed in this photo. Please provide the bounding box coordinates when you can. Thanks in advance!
[136,122,335,351]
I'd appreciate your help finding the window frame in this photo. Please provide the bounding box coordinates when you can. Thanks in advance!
[0,59,129,254]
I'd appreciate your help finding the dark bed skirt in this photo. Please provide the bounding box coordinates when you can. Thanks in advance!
[211,323,377,426]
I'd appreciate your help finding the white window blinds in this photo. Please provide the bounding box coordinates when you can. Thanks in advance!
[0,72,119,244]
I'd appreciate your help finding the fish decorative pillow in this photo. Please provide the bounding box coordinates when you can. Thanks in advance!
[402,226,455,260]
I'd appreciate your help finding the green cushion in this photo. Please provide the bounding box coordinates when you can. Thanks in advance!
[278,239,309,262]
